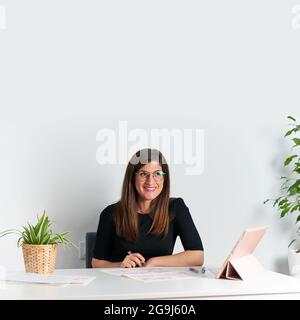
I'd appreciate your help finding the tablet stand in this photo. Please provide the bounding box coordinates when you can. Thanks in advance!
[219,254,264,280]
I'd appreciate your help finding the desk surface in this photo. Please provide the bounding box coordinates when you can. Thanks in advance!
[1,267,300,300]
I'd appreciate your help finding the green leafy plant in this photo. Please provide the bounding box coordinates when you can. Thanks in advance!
[264,116,300,251]
[0,210,76,248]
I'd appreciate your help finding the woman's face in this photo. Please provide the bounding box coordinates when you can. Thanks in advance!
[135,162,164,202]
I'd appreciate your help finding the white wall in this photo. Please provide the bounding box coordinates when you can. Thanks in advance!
[0,0,300,273]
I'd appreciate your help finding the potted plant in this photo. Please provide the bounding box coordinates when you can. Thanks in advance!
[264,115,300,276]
[0,211,75,274]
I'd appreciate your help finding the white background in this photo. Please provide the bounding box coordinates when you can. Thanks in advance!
[0,1,300,273]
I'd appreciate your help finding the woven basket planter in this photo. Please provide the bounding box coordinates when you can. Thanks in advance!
[22,244,57,274]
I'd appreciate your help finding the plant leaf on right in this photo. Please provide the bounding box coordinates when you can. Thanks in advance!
[264,116,300,252]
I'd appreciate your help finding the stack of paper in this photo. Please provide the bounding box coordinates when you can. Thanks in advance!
[101,267,207,282]
[0,272,95,286]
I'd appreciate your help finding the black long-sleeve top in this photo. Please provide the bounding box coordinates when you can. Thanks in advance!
[93,197,203,262]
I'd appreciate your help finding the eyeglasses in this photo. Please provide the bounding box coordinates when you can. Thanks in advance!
[135,170,167,182]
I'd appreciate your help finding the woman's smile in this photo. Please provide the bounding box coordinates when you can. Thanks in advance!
[143,186,157,192]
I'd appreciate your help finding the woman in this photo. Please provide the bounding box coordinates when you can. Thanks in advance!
[92,148,204,268]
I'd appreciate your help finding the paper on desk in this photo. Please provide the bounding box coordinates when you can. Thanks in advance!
[0,272,95,285]
[101,267,202,282]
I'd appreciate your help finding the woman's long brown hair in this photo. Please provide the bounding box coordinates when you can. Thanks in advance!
[114,148,171,242]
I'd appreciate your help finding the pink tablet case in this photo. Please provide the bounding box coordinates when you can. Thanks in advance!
[216,226,267,280]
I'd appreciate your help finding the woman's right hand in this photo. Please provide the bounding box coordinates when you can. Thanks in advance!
[120,252,145,268]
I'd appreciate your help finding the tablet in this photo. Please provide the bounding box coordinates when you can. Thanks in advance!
[216,225,267,279]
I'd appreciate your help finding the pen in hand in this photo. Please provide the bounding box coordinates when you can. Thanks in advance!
[126,251,145,267]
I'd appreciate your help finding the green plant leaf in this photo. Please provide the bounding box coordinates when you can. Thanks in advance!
[39,216,50,244]
[17,237,24,247]
[291,204,299,213]
[287,116,296,122]
[284,155,298,166]
[59,231,69,236]
[293,161,300,169]
[285,129,296,137]
[278,198,288,206]
[54,233,65,244]
[280,205,291,217]
[296,215,300,223]
[41,234,51,244]
[35,211,47,243]
[1,211,74,248]
[293,167,300,174]
[21,232,30,244]
[271,197,282,207]
[28,224,38,244]
[288,239,296,248]
[34,212,43,235]
[21,226,31,242]
[287,180,300,196]
[292,138,300,147]
[49,234,59,244]
[0,229,22,239]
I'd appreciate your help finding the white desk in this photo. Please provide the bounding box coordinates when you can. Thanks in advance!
[1,268,300,300]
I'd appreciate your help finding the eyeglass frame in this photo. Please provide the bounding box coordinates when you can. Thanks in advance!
[135,170,167,182]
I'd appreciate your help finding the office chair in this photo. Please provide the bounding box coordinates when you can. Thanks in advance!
[85,232,97,268]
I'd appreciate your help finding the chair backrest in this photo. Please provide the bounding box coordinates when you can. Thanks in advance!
[85,232,97,268]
